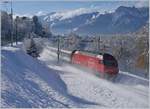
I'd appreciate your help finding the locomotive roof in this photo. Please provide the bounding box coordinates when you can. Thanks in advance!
[76,50,115,58]
[72,50,117,64]
[78,50,103,57]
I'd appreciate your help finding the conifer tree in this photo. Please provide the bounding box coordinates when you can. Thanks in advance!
[27,38,39,58]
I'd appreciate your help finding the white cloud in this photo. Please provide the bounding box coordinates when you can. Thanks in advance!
[90,4,96,9]
[90,4,101,10]
[35,11,47,16]
[47,8,99,21]
[134,1,149,8]
[60,8,93,20]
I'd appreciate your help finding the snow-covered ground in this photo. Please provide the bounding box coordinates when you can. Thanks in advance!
[1,43,149,108]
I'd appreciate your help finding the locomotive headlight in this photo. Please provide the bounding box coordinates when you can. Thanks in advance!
[97,55,103,60]
[75,51,79,54]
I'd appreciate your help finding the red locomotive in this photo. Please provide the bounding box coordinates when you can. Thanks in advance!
[71,50,119,79]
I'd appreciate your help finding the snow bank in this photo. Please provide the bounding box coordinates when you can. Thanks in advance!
[1,43,149,108]
[38,44,149,108]
[1,45,97,108]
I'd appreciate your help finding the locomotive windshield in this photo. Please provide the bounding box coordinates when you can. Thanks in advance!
[103,53,118,67]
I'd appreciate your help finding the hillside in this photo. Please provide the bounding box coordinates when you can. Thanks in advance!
[1,43,149,108]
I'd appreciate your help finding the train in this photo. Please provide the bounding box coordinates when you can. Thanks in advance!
[71,50,119,80]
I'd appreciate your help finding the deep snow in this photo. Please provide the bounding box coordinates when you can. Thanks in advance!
[1,43,149,108]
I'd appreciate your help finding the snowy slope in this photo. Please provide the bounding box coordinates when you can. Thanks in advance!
[1,44,98,108]
[39,45,149,108]
[1,43,149,108]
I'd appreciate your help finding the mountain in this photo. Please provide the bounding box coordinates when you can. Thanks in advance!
[39,6,149,35]
[38,9,100,35]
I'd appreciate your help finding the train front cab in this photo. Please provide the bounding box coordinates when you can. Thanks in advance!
[101,53,119,79]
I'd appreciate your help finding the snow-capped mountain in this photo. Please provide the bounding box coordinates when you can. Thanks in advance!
[38,8,100,34]
[38,6,148,35]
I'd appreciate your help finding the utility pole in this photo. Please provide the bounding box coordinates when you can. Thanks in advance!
[10,0,13,46]
[97,36,102,53]
[15,16,18,45]
[1,1,13,46]
[57,35,60,63]
[98,36,100,51]
[103,45,106,53]
[1,1,8,45]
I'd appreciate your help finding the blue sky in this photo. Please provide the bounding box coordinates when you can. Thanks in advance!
[1,1,149,16]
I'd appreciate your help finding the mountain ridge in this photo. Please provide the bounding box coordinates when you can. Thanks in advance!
[38,6,149,35]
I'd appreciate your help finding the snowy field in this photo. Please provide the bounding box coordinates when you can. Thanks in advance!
[1,43,149,108]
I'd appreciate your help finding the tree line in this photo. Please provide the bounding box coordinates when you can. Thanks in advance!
[1,11,52,45]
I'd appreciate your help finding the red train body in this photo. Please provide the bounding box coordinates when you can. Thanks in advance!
[71,50,119,78]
